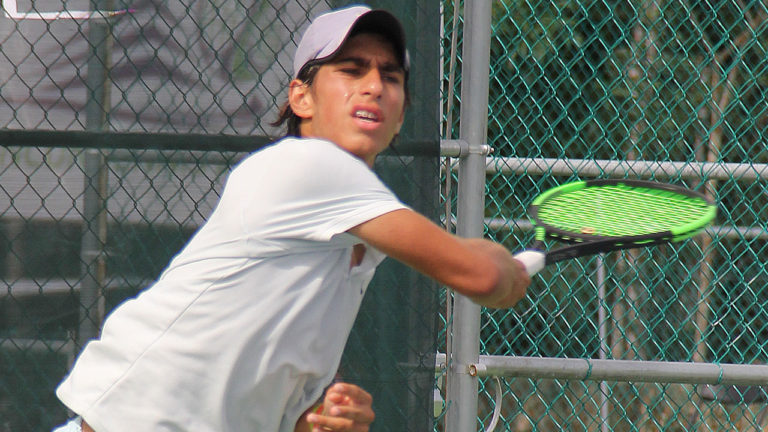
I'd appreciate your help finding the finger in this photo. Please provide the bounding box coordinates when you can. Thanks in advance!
[323,390,347,406]
[322,405,376,423]
[307,413,355,431]
[307,402,375,429]
[323,404,375,424]
[325,383,373,405]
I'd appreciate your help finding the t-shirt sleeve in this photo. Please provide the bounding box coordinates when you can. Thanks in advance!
[234,139,409,245]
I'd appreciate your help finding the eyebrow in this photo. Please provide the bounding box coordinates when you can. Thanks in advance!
[332,56,405,74]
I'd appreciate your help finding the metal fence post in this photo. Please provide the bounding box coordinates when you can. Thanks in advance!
[446,0,493,431]
[78,2,112,347]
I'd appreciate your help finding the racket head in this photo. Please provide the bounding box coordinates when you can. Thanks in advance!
[529,179,716,248]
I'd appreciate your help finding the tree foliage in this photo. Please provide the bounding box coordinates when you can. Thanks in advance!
[485,0,767,163]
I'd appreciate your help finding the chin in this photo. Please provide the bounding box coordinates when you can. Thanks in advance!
[347,140,391,160]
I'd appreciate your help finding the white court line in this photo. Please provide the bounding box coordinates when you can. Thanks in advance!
[2,0,132,20]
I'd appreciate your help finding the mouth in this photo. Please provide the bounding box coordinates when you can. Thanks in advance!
[354,109,380,123]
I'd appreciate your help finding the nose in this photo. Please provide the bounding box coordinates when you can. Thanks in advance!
[359,67,383,98]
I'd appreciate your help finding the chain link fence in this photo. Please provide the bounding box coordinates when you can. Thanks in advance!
[1,0,440,430]
[3,0,768,430]
[439,0,768,430]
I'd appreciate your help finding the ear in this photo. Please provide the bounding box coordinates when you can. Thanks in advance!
[288,79,314,119]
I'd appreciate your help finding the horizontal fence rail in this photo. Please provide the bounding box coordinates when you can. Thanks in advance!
[487,157,768,181]
[439,148,768,182]
[435,354,768,386]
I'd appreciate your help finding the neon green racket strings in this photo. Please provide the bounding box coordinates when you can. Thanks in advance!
[536,183,713,238]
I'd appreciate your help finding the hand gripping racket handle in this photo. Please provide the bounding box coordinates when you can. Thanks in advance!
[513,250,546,276]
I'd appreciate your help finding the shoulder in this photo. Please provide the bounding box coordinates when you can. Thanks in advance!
[283,137,366,167]
[230,137,385,198]
[252,137,374,182]
[239,137,366,171]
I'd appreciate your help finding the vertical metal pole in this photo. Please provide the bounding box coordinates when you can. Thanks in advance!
[446,1,493,431]
[597,254,610,432]
[78,8,112,347]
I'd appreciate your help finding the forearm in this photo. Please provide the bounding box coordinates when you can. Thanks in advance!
[454,238,529,308]
[349,208,530,309]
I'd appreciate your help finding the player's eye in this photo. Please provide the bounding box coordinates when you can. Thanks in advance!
[382,73,403,84]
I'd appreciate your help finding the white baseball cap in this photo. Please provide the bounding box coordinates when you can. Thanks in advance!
[293,5,410,78]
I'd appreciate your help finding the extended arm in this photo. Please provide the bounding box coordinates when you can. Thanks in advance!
[348,208,529,308]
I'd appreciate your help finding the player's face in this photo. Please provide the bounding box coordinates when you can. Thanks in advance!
[294,33,406,167]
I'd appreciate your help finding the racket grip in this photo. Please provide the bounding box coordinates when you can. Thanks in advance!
[513,250,545,276]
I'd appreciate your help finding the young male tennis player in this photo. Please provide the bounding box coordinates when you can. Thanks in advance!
[53,5,530,432]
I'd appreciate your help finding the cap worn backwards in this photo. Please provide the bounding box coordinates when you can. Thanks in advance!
[293,5,410,79]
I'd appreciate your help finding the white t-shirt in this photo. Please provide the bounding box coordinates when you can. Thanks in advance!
[56,138,409,432]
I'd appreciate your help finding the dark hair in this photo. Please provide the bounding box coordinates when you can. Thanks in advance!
[271,33,411,137]
[270,62,322,137]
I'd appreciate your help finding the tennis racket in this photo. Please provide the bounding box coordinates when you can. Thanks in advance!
[513,179,717,276]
